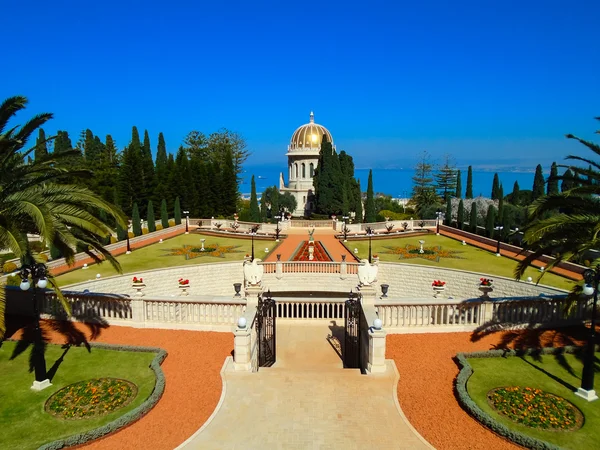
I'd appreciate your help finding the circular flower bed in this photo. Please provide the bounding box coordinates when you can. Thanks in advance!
[45,378,137,420]
[487,386,583,431]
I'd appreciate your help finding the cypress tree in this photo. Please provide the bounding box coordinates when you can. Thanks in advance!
[50,245,62,260]
[457,199,465,230]
[445,195,452,226]
[147,200,156,232]
[118,127,144,214]
[470,202,478,234]
[314,135,344,214]
[355,180,363,223]
[154,132,169,204]
[532,164,545,199]
[220,148,238,216]
[174,197,182,225]
[161,199,169,228]
[511,181,520,204]
[497,185,504,224]
[249,175,260,222]
[35,128,48,161]
[455,169,462,198]
[364,169,376,223]
[491,173,500,200]
[465,166,473,199]
[142,130,155,207]
[132,202,142,236]
[561,168,575,192]
[83,129,100,167]
[485,205,496,238]
[547,162,559,195]
[116,223,127,241]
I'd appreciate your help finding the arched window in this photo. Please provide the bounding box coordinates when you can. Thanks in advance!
[295,163,298,178]
[309,163,314,177]
[302,163,306,178]
[289,164,292,181]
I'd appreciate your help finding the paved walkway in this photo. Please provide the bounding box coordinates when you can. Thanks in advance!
[266,228,355,263]
[440,229,583,281]
[179,323,432,450]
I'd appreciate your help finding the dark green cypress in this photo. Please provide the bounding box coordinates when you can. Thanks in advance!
[485,205,496,238]
[532,164,545,199]
[220,148,238,215]
[132,203,142,236]
[116,223,127,241]
[34,128,48,161]
[470,202,478,234]
[491,173,500,200]
[445,195,452,226]
[497,185,504,224]
[511,181,520,204]
[174,197,182,225]
[455,169,462,198]
[561,168,575,192]
[161,199,169,228]
[547,162,559,195]
[465,166,473,199]
[249,176,260,222]
[355,180,363,223]
[147,200,156,232]
[457,199,465,230]
[364,169,376,223]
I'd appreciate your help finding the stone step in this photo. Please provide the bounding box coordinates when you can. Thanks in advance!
[256,366,363,377]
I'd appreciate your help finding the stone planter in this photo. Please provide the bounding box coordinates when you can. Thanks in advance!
[380,284,389,298]
[479,285,493,299]
[179,285,190,296]
[433,286,445,298]
[132,283,146,297]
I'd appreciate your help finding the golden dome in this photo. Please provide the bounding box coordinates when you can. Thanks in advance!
[289,112,334,151]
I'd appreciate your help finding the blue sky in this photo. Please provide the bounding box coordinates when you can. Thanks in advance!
[3,0,599,169]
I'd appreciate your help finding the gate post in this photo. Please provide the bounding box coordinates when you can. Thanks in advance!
[276,259,283,280]
[368,328,387,373]
[233,303,257,372]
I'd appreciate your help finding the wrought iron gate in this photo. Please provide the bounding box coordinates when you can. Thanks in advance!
[257,292,276,368]
[344,293,361,369]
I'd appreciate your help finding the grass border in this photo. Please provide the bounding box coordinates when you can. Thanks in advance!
[1,341,168,450]
[455,345,598,450]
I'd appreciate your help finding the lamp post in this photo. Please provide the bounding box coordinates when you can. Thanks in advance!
[250,225,259,262]
[366,226,375,263]
[343,215,349,242]
[577,268,600,401]
[183,210,190,234]
[494,225,504,256]
[19,262,51,390]
[274,212,282,242]
[126,219,132,254]
[436,209,443,235]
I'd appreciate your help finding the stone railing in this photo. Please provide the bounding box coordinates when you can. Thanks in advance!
[290,220,333,228]
[336,220,437,234]
[42,291,133,322]
[274,297,346,320]
[375,295,588,333]
[261,261,360,275]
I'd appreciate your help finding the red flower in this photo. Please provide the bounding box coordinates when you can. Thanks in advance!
[432,280,446,287]
[480,278,493,286]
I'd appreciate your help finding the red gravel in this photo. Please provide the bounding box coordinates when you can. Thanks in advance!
[387,328,588,450]
[8,320,233,450]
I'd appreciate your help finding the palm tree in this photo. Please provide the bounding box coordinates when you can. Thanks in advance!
[515,116,600,283]
[0,96,127,338]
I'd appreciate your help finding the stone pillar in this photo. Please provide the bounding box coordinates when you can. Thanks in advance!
[131,297,145,324]
[358,284,377,305]
[368,328,387,373]
[233,327,252,371]
[276,259,283,280]
[340,259,347,280]
[245,285,262,306]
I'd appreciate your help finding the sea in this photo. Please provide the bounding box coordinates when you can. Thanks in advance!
[240,165,536,200]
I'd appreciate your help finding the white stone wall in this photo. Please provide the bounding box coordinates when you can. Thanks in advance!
[376,263,565,300]
[66,262,244,298]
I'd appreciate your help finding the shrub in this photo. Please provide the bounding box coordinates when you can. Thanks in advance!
[168,219,175,226]
[2,261,17,273]
[29,241,46,253]
[39,253,49,262]
[155,224,163,231]
[127,232,134,239]
[110,236,118,244]
[5,274,21,286]
[142,228,149,235]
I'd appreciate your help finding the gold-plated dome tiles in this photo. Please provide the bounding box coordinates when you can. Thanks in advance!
[289,112,333,150]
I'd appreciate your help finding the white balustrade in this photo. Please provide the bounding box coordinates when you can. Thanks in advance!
[275,298,346,320]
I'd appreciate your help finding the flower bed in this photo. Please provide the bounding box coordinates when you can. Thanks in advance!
[487,386,583,431]
[45,378,137,420]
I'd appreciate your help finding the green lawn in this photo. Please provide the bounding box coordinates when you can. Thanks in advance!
[467,354,600,450]
[56,233,280,287]
[0,341,157,450]
[345,234,574,291]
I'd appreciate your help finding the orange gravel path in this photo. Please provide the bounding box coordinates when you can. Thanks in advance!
[8,320,233,450]
[264,228,354,262]
[388,327,588,450]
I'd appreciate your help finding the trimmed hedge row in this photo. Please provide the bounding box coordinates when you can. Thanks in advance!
[38,343,168,450]
[455,346,596,450]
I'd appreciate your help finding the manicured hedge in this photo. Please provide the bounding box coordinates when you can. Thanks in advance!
[38,343,167,450]
[455,346,597,450]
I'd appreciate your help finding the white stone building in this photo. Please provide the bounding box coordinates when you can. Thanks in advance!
[279,112,335,217]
